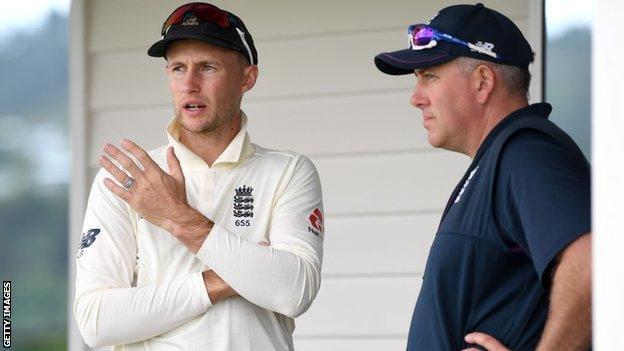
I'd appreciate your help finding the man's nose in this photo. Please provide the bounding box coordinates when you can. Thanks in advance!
[409,83,428,109]
[182,71,201,93]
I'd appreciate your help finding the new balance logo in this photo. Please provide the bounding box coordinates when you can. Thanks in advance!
[77,228,101,258]
[473,41,495,53]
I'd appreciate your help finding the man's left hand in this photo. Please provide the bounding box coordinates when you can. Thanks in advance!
[462,332,511,351]
[99,139,194,233]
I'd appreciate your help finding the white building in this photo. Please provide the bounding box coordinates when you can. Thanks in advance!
[68,1,564,350]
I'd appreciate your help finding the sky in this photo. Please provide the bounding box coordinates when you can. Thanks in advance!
[0,0,70,42]
[546,0,593,38]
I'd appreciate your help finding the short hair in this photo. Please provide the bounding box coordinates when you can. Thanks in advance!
[235,51,251,68]
[456,57,531,98]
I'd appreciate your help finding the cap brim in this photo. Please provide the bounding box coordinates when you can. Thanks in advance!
[147,33,244,58]
[374,48,457,75]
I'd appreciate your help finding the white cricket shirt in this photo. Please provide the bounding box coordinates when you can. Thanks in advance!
[74,113,324,350]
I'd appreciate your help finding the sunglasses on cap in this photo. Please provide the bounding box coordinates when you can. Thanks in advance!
[160,2,254,64]
[408,24,500,59]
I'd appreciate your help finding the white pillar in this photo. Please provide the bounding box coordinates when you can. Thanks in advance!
[593,1,624,348]
[528,0,544,103]
[68,0,87,349]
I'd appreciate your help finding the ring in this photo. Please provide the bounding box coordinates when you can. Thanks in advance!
[122,177,135,189]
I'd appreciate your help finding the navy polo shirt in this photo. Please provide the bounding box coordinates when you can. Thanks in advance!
[406,103,591,350]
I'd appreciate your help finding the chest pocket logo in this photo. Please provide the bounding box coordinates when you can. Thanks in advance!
[234,185,254,227]
[233,185,254,225]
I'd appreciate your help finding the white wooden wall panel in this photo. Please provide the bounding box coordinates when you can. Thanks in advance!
[89,52,166,111]
[245,93,429,155]
[88,0,527,54]
[88,17,527,112]
[293,276,421,336]
[89,108,170,164]
[77,1,534,349]
[294,339,407,351]
[89,34,413,110]
[322,214,439,275]
[89,92,429,166]
[313,152,468,215]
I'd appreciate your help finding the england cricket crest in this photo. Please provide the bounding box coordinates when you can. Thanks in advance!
[233,185,254,218]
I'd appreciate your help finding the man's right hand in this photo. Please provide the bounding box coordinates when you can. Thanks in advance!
[203,270,238,304]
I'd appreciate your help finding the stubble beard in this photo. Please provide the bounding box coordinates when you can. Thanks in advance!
[175,106,218,133]
[174,104,241,139]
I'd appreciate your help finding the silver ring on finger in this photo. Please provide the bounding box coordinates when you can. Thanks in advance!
[122,176,135,189]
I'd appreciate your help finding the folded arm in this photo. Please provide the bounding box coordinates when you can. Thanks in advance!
[74,169,214,348]
[191,156,324,318]
[75,272,211,348]
[100,141,324,319]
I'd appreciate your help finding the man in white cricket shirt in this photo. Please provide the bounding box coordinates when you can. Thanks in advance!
[74,3,324,350]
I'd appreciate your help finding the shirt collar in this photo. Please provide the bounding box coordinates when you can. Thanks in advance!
[166,111,255,169]
[473,103,552,162]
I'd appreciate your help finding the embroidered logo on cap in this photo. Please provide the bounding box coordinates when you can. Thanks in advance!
[473,41,495,53]
[181,13,200,26]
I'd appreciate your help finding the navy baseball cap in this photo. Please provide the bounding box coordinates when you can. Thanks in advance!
[375,3,534,75]
[148,2,258,65]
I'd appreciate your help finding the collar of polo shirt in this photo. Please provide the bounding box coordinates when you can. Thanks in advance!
[166,111,255,169]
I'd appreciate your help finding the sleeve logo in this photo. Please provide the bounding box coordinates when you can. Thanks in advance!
[307,208,324,239]
[76,228,101,258]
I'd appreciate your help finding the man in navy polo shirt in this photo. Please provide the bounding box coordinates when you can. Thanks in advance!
[375,3,591,350]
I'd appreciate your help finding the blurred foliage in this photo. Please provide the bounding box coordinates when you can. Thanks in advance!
[0,11,68,351]
[0,12,68,120]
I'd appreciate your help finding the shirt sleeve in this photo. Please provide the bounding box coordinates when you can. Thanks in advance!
[74,169,212,348]
[495,130,591,285]
[196,155,324,318]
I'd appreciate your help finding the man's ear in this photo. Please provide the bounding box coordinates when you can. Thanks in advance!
[241,64,259,93]
[474,64,496,104]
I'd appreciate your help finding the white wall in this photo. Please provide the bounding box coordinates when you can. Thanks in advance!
[71,0,539,349]
[593,1,624,349]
